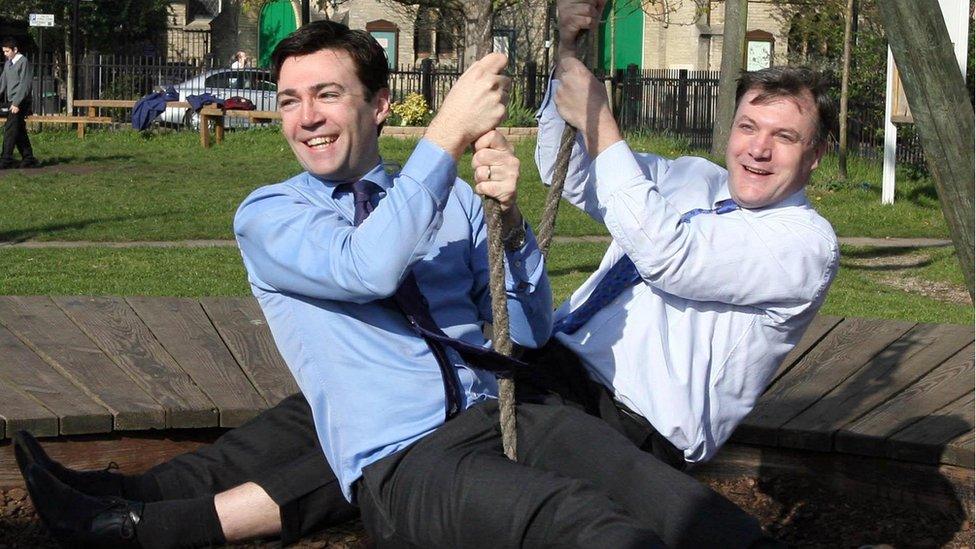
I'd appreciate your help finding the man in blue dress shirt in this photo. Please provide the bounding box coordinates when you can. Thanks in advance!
[532,0,840,467]
[19,19,772,549]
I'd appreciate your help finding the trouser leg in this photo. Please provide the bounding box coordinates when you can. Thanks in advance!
[1,114,17,164]
[516,402,767,549]
[15,113,33,162]
[356,401,664,549]
[146,393,357,544]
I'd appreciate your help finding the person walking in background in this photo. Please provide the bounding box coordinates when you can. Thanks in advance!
[0,37,38,169]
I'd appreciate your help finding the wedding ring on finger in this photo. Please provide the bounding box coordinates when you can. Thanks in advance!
[487,165,492,180]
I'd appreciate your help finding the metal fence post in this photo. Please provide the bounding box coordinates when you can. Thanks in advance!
[625,63,639,131]
[420,58,434,109]
[677,69,688,135]
[524,61,537,111]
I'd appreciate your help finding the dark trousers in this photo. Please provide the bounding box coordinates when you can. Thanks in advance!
[143,393,356,545]
[356,399,764,548]
[143,341,759,546]
[1,107,34,165]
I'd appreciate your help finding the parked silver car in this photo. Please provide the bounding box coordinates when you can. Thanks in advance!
[159,68,278,129]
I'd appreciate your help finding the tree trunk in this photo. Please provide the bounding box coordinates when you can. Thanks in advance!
[838,0,855,181]
[462,1,494,69]
[65,24,74,112]
[710,0,747,158]
[877,0,975,299]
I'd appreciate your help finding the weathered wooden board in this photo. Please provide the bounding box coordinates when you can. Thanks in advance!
[0,297,164,431]
[0,377,58,439]
[126,297,267,427]
[767,314,844,387]
[0,429,226,489]
[944,429,975,469]
[778,323,973,451]
[885,391,975,467]
[0,324,110,437]
[54,296,219,429]
[200,297,299,405]
[734,318,916,445]
[835,343,975,459]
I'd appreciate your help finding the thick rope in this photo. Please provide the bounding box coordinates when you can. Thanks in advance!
[485,31,590,460]
[482,198,517,460]
[536,31,589,257]
[535,126,577,257]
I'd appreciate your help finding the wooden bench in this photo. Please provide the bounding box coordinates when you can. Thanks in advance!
[73,99,194,118]
[199,105,281,148]
[0,114,114,138]
[0,296,971,507]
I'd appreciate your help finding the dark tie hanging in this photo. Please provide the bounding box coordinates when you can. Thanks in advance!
[340,180,526,420]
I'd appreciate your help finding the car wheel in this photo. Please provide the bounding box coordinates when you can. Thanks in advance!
[183,109,200,131]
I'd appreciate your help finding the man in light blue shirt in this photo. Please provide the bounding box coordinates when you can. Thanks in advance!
[532,0,839,465]
[20,20,773,549]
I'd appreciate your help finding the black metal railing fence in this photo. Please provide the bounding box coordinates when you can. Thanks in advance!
[6,53,927,169]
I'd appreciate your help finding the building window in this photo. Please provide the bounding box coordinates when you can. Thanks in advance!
[745,30,774,71]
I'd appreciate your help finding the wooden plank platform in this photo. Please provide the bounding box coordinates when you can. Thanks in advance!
[0,298,972,471]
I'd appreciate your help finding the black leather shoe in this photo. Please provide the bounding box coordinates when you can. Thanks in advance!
[13,430,125,497]
[25,464,144,548]
[18,158,39,168]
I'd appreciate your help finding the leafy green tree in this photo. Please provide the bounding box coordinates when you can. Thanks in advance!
[0,0,169,108]
[0,0,169,55]
[774,0,888,126]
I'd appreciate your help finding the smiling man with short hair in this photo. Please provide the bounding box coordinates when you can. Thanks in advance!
[536,0,840,468]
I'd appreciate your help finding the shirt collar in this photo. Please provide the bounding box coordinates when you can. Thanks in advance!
[717,184,809,212]
[307,162,395,198]
[10,53,22,65]
[712,183,733,208]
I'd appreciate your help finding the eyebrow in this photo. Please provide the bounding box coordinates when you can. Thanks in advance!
[276,82,346,101]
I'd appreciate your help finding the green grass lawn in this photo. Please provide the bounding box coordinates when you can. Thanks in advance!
[0,241,969,325]
[0,128,969,325]
[0,128,951,241]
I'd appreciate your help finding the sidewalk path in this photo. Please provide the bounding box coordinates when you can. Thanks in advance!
[0,236,955,249]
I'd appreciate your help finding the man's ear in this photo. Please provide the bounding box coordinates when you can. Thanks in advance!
[810,140,828,171]
[374,88,391,125]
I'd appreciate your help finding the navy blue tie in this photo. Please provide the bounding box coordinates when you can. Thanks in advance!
[342,181,527,420]
[553,199,739,335]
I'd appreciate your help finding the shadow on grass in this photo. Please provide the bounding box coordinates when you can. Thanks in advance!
[840,259,935,272]
[547,263,602,278]
[37,154,135,166]
[0,211,181,243]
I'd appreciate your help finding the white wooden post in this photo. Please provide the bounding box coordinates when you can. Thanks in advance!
[881,0,969,205]
[882,48,897,205]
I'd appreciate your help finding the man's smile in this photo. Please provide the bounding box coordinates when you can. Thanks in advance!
[741,164,772,176]
[304,135,338,149]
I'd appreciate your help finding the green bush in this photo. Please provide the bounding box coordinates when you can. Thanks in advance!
[390,93,433,126]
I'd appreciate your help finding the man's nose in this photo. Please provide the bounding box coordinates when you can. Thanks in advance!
[300,99,324,127]
[748,133,772,160]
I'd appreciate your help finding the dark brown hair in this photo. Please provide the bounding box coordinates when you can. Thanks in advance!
[735,66,835,145]
[270,21,389,100]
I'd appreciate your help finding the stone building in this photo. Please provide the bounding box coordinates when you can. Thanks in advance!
[164,0,549,71]
[601,0,790,71]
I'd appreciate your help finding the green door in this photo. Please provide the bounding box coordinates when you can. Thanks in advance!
[259,0,297,68]
[599,0,644,71]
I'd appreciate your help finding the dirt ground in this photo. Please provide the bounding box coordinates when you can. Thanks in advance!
[2,471,972,548]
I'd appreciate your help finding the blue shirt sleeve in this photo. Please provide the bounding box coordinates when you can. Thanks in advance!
[234,139,458,302]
